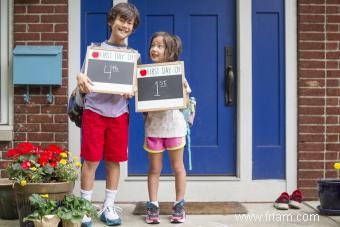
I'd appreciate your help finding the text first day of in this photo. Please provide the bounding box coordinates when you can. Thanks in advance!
[139,63,183,77]
[89,48,135,63]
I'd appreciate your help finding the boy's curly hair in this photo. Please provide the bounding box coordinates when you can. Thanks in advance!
[107,2,140,31]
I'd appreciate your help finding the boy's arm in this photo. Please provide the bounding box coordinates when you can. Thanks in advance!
[77,73,93,93]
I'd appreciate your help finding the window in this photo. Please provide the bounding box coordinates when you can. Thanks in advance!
[0,0,13,140]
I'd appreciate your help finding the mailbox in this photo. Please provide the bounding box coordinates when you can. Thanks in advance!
[13,45,63,103]
[13,45,63,85]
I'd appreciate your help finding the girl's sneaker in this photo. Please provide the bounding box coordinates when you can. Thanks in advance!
[145,202,160,224]
[170,200,186,223]
[274,192,290,210]
[289,189,303,209]
[81,215,92,227]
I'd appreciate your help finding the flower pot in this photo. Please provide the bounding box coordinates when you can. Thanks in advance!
[61,219,82,227]
[13,181,74,227]
[0,178,18,219]
[32,215,60,227]
[317,179,340,215]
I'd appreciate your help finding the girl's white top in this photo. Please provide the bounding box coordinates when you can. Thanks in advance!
[145,82,191,138]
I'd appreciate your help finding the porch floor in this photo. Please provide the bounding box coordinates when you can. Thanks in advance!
[0,201,338,226]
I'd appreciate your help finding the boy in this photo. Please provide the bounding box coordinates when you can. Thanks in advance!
[76,3,140,226]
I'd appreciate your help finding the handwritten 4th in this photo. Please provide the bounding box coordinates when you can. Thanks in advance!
[104,64,120,80]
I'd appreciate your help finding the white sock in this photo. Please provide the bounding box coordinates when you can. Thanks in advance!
[150,201,159,207]
[80,189,93,202]
[104,188,117,207]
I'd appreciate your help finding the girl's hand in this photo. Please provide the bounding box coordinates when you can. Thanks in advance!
[77,73,93,93]
[122,93,133,99]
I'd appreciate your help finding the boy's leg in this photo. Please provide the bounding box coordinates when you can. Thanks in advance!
[105,161,120,190]
[81,161,100,190]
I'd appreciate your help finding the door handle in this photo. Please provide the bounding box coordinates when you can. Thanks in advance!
[225,46,234,105]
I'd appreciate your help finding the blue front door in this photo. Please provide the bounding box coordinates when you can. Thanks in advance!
[81,0,237,177]
[128,0,237,175]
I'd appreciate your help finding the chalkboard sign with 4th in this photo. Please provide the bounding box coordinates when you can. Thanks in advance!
[136,61,186,112]
[84,46,139,94]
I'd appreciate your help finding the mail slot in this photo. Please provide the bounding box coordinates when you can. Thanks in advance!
[13,45,62,85]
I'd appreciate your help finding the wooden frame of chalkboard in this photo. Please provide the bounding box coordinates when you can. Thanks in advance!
[135,61,186,112]
[84,46,138,95]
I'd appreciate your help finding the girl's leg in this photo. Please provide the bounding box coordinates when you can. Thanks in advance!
[148,152,163,201]
[168,147,186,201]
[81,160,100,190]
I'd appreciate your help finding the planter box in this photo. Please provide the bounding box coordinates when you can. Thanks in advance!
[317,179,340,215]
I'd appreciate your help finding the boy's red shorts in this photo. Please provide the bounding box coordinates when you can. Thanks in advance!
[81,109,129,162]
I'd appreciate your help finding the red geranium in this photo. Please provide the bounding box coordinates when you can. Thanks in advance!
[6,142,80,185]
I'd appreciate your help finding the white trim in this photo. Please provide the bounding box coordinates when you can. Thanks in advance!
[68,0,81,162]
[69,0,297,202]
[0,0,13,137]
[285,0,298,192]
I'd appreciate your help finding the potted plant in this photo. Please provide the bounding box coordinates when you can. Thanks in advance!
[317,160,340,215]
[5,142,81,226]
[23,194,60,227]
[57,195,97,227]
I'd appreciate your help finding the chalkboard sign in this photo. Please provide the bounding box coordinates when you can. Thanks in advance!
[84,46,138,94]
[135,61,186,112]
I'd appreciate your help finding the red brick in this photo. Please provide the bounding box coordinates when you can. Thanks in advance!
[299,60,325,68]
[28,23,53,32]
[300,107,325,115]
[27,133,54,142]
[299,143,324,151]
[299,33,325,41]
[299,88,325,96]
[299,41,324,49]
[299,51,325,60]
[41,14,67,23]
[55,133,68,142]
[327,125,340,133]
[54,115,68,123]
[41,123,67,132]
[41,105,67,114]
[14,15,40,23]
[41,0,67,4]
[299,15,324,23]
[299,125,325,133]
[14,123,40,132]
[14,133,27,141]
[299,0,325,4]
[300,134,324,142]
[326,97,339,105]
[327,134,339,142]
[327,15,340,23]
[55,5,68,13]
[300,5,325,14]
[326,116,339,124]
[14,105,41,114]
[27,115,53,123]
[299,170,324,178]
[326,61,339,68]
[28,5,55,13]
[14,32,40,41]
[326,51,340,59]
[54,24,67,32]
[299,115,324,124]
[14,5,26,14]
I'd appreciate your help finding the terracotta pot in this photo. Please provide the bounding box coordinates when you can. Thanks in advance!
[0,178,18,219]
[32,215,60,227]
[13,181,74,227]
[317,179,340,215]
[61,219,82,227]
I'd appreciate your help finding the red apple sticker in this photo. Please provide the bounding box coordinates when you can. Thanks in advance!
[140,69,147,76]
[92,51,99,58]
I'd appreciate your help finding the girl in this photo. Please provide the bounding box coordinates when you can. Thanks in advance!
[144,32,191,224]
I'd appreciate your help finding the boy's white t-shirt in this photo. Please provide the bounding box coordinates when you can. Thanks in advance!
[145,82,191,138]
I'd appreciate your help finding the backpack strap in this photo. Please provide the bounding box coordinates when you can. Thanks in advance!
[186,124,193,171]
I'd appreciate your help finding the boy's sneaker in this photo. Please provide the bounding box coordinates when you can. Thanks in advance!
[274,192,290,210]
[170,200,186,223]
[81,215,92,227]
[145,202,160,224]
[99,205,122,226]
[289,189,303,209]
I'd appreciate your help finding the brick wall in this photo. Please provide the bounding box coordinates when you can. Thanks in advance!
[298,0,340,199]
[0,0,69,177]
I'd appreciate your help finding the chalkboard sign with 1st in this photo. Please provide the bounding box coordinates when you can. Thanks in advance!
[136,61,186,112]
[84,46,139,94]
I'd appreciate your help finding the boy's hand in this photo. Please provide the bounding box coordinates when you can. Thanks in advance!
[77,73,93,93]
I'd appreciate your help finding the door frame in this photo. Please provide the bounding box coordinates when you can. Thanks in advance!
[68,0,297,202]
